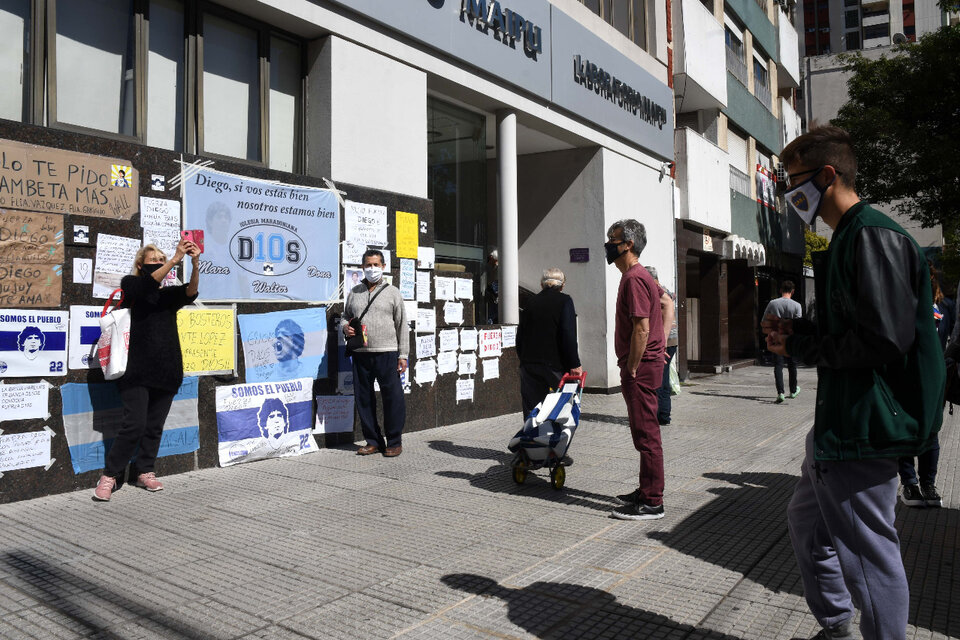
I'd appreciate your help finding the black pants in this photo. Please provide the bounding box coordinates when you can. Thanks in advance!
[353,351,406,448]
[104,385,176,477]
[774,354,798,395]
[520,363,563,418]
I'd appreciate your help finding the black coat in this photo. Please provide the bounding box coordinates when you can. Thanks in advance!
[118,274,197,392]
[516,287,580,372]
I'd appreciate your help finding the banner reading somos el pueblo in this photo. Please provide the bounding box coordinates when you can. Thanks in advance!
[183,168,339,301]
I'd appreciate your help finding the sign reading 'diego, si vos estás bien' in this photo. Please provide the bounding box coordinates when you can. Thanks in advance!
[183,168,340,301]
[0,138,138,218]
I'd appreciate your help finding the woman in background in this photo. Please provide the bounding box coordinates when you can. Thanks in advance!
[94,239,200,501]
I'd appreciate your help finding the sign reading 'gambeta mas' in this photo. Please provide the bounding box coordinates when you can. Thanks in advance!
[573,54,669,130]
[460,0,544,55]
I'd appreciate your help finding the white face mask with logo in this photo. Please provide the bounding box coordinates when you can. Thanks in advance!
[785,168,832,225]
[363,266,383,283]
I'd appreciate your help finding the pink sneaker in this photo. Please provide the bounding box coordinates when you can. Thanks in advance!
[93,475,116,501]
[136,472,164,492]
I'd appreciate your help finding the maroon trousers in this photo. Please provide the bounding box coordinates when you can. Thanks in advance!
[620,360,665,507]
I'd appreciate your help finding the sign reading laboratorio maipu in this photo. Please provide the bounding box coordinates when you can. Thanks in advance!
[183,168,340,301]
[215,378,318,467]
[0,138,138,219]
[0,310,68,377]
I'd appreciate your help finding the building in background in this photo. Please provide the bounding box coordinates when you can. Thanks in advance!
[671,0,804,375]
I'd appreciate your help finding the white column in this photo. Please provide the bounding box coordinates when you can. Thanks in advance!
[497,110,519,325]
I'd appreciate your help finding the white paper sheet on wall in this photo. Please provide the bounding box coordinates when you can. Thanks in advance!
[435,277,455,301]
[416,270,431,303]
[455,278,473,300]
[482,358,500,381]
[501,325,517,349]
[0,383,50,422]
[93,234,141,299]
[438,329,459,352]
[400,259,416,300]
[418,246,435,269]
[414,359,437,386]
[458,353,476,376]
[139,197,180,229]
[416,308,436,334]
[437,351,457,375]
[460,328,478,352]
[345,200,388,247]
[444,301,464,325]
[416,334,436,359]
[456,378,474,403]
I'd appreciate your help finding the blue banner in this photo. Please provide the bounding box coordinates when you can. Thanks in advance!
[237,307,328,383]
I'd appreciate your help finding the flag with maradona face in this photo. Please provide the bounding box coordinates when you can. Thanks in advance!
[215,378,317,467]
[237,308,327,383]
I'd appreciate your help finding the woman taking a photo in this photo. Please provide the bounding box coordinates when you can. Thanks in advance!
[94,238,200,501]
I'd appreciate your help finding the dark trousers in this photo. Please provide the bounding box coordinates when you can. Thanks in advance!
[898,435,940,486]
[353,351,406,448]
[657,346,677,424]
[620,360,665,507]
[520,363,563,418]
[774,354,798,395]
[104,385,176,478]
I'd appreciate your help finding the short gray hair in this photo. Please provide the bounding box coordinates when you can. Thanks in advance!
[607,219,647,256]
[644,266,659,281]
[541,267,565,289]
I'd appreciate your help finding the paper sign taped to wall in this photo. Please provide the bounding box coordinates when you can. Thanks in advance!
[93,233,140,299]
[396,211,419,259]
[315,395,355,434]
[435,277,455,301]
[0,138,139,219]
[177,306,237,376]
[455,278,473,300]
[400,258,416,300]
[444,301,464,325]
[456,378,474,403]
[0,382,49,421]
[416,334,436,359]
[482,357,500,381]
[438,329,459,352]
[458,353,476,376]
[414,358,436,386]
[501,325,517,349]
[0,430,52,472]
[437,351,457,375]
[479,329,502,358]
[0,209,64,308]
[345,201,387,248]
[460,328,478,352]
[68,306,102,369]
[139,197,180,228]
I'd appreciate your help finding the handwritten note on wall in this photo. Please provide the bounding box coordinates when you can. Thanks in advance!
[177,306,237,375]
[0,383,50,421]
[0,430,52,472]
[0,209,64,307]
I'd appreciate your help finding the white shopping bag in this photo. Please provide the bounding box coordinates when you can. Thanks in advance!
[97,288,131,381]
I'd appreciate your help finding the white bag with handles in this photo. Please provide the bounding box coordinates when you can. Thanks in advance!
[97,288,131,380]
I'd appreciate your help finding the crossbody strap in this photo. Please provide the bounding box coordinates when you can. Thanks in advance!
[356,283,388,323]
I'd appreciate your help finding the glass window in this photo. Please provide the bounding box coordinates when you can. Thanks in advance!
[863,23,890,39]
[845,32,861,49]
[725,28,744,58]
[55,0,136,135]
[427,98,487,276]
[582,0,601,13]
[147,0,184,151]
[845,9,859,28]
[202,13,260,161]
[269,36,300,172]
[0,0,30,122]
[754,60,769,88]
[632,0,647,48]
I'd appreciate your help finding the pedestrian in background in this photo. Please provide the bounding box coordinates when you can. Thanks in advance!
[898,268,946,508]
[94,239,201,501]
[516,267,582,418]
[644,266,678,425]
[765,126,943,640]
[343,250,409,458]
[762,280,803,404]
[605,220,673,521]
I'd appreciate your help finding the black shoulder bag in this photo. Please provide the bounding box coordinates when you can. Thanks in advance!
[345,284,387,357]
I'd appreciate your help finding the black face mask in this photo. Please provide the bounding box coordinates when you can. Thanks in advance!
[140,263,163,276]
[604,241,627,265]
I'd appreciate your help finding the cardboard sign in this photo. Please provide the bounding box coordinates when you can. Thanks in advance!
[177,306,237,376]
[0,138,138,218]
[0,210,64,307]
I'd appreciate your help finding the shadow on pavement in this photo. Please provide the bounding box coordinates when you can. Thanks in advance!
[429,440,617,512]
[649,471,958,638]
[440,573,747,640]
[3,551,209,639]
[686,390,776,403]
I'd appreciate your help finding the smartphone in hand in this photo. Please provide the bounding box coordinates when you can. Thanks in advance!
[181,229,205,253]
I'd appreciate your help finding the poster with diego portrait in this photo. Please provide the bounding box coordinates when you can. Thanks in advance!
[182,167,340,302]
[0,310,68,377]
[237,308,327,384]
[215,378,318,467]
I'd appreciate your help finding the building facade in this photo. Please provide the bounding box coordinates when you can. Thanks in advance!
[672,0,804,375]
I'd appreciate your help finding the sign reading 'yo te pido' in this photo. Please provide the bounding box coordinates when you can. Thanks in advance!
[183,168,340,302]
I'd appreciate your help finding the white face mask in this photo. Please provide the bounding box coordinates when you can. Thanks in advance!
[363,266,383,283]
[785,168,830,225]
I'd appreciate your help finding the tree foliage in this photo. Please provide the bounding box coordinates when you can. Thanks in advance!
[832,25,960,234]
[804,229,829,267]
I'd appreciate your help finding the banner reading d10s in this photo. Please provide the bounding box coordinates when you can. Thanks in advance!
[183,168,339,301]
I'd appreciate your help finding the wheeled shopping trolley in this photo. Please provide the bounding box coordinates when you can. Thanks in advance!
[508,372,586,490]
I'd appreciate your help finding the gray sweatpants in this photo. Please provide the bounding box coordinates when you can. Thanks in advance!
[787,429,908,640]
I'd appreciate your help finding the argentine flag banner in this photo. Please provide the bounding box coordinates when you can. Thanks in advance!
[237,307,328,384]
[215,378,318,467]
[60,378,200,475]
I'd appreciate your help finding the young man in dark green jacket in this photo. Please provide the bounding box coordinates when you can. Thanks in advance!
[763,127,943,640]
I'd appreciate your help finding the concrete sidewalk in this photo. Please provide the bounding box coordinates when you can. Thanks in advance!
[0,365,957,639]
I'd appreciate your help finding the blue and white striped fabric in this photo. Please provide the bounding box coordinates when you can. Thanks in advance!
[60,378,200,475]
[215,378,318,467]
[508,382,582,462]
